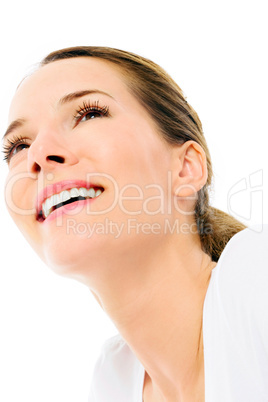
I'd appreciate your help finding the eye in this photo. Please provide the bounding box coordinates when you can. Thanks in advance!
[74,101,110,127]
[2,136,30,163]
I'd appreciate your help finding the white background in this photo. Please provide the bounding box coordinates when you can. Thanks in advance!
[0,1,267,401]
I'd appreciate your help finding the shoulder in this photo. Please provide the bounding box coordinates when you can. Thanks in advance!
[220,224,268,260]
[88,335,144,401]
[216,225,268,296]
[212,224,268,348]
[93,334,136,374]
[204,226,268,398]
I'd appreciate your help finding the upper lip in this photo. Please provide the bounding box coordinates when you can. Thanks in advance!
[35,179,103,220]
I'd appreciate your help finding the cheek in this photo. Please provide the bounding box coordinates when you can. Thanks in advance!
[5,172,37,224]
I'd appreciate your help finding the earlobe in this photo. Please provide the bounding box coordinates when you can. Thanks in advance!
[172,141,207,197]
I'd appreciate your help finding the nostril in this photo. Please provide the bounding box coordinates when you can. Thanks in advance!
[32,162,41,173]
[47,155,65,163]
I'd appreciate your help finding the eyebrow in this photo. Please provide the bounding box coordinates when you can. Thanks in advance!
[3,90,114,141]
[58,89,114,105]
[3,119,26,140]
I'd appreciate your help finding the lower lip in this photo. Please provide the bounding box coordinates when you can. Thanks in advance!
[42,198,97,224]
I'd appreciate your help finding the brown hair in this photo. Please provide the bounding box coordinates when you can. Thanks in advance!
[41,46,246,262]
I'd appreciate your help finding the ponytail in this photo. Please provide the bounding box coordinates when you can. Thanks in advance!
[196,186,246,262]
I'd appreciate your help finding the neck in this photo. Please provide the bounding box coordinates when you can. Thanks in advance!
[89,233,215,401]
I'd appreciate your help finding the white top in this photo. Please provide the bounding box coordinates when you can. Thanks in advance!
[88,226,268,401]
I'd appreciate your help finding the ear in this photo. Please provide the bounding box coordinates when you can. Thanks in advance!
[171,141,208,197]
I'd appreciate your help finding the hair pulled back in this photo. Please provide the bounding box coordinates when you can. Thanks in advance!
[41,46,246,261]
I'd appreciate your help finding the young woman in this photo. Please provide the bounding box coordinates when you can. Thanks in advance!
[3,47,268,402]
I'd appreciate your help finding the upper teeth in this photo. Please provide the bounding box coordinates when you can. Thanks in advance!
[42,187,102,219]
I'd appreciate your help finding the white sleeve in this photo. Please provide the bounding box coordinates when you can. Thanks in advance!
[88,335,144,402]
[204,225,268,402]
[218,225,268,367]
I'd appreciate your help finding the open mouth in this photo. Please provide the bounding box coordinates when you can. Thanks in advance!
[37,186,104,222]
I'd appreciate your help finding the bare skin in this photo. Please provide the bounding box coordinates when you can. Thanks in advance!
[4,57,216,401]
[141,260,217,402]
[99,246,216,402]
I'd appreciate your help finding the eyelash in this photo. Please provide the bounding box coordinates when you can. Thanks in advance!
[2,135,30,163]
[2,100,110,163]
[74,100,110,126]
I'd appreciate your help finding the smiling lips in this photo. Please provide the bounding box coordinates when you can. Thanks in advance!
[36,181,104,221]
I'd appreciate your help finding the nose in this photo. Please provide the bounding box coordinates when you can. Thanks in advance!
[27,129,79,173]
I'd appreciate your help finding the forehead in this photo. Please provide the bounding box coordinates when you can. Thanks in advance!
[9,57,128,120]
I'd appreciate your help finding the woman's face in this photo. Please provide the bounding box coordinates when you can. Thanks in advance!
[4,57,179,279]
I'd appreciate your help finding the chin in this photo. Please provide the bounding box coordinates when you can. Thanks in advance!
[41,230,115,280]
